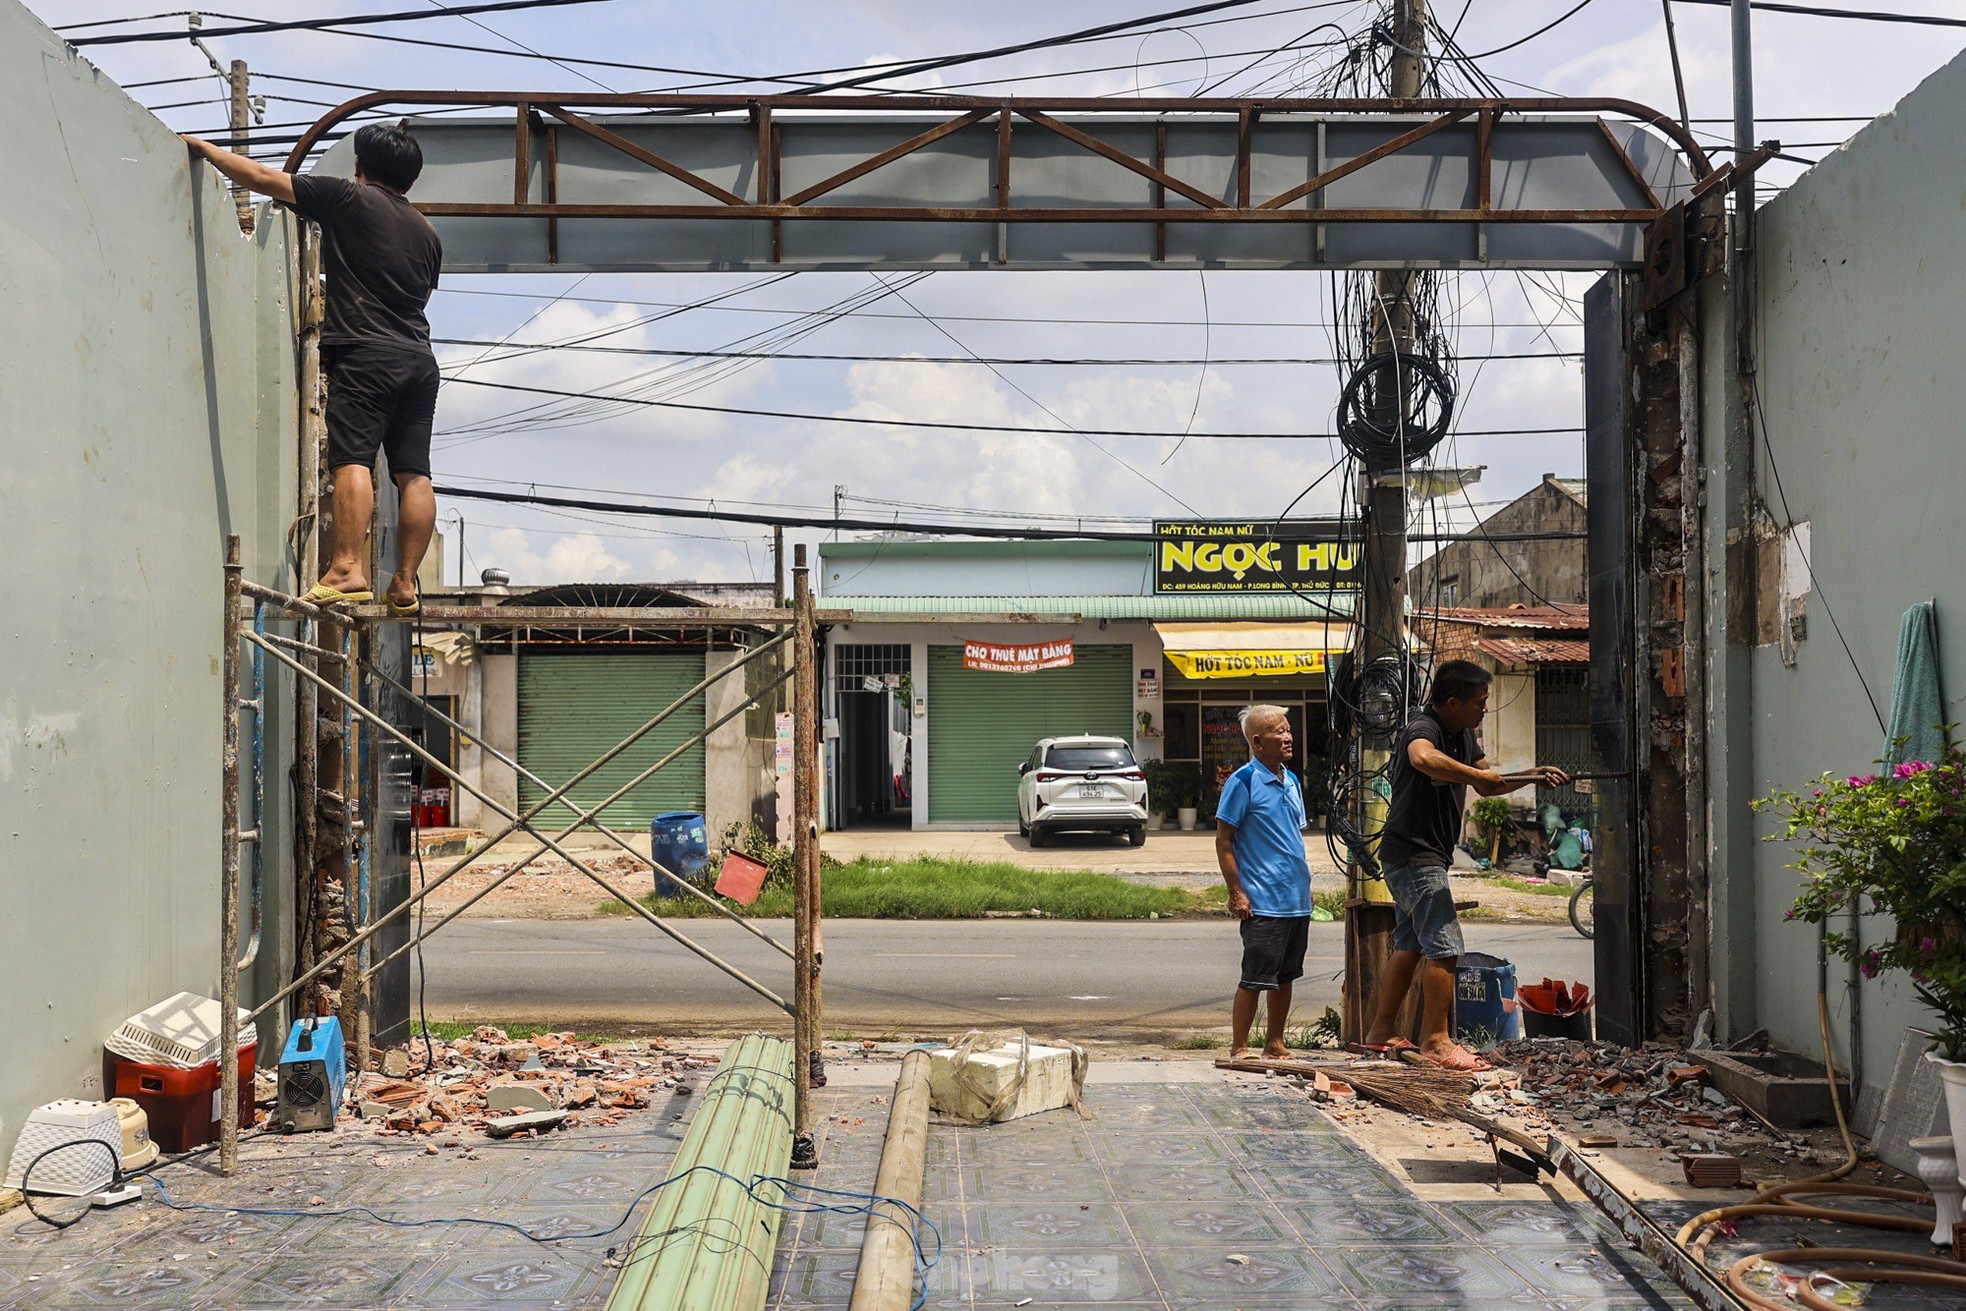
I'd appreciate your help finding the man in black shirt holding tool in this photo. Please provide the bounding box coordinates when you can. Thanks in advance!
[1358,660,1566,1071]
[182,121,442,616]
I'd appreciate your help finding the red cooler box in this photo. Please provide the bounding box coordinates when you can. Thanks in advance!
[110,1042,259,1153]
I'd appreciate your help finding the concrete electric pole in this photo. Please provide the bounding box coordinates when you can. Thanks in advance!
[1343,0,1428,1047]
[228,59,253,233]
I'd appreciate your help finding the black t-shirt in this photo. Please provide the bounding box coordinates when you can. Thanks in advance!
[290,174,442,351]
[1380,707,1481,867]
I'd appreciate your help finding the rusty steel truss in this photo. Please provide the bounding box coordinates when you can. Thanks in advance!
[278,93,1773,273]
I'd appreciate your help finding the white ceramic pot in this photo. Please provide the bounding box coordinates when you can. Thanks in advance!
[1926,1048,1966,1191]
[1145,813,1165,832]
[1909,1134,1963,1246]
[1176,807,1199,831]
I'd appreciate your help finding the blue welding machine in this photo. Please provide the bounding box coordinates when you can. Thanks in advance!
[276,1016,346,1133]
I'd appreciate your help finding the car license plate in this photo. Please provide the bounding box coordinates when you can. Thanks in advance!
[1078,783,1104,798]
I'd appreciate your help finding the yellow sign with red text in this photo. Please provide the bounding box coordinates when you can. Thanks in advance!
[1162,648,1329,679]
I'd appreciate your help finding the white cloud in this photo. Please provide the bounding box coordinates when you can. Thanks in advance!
[477,526,639,586]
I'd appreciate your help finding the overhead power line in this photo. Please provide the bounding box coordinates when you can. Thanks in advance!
[1676,0,1966,27]
[435,376,1580,441]
[70,0,611,46]
[434,483,1588,545]
[430,336,1580,367]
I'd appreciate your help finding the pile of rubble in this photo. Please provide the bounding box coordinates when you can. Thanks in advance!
[346,1026,713,1139]
[1485,1038,1833,1163]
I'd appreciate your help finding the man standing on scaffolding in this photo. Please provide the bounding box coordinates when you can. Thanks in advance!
[183,121,441,616]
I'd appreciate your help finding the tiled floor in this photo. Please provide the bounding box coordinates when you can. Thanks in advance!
[8,1076,1939,1311]
[0,1107,690,1310]
[768,1080,1699,1310]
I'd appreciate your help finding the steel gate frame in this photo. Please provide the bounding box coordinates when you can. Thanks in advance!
[217,538,834,1174]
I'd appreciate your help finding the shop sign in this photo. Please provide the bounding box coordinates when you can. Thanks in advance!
[1153,519,1358,593]
[963,639,1075,673]
[1164,648,1330,679]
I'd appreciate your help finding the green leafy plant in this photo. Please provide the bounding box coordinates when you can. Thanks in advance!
[1171,1032,1224,1051]
[1472,797,1515,864]
[1757,746,1966,1060]
[1141,759,1182,816]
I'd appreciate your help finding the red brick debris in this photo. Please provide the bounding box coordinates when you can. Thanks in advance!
[345,1026,711,1138]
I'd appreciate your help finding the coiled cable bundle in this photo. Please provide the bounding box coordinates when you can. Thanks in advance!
[1336,351,1456,467]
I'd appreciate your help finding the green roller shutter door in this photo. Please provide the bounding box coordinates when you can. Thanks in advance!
[926,644,1133,822]
[518,653,706,828]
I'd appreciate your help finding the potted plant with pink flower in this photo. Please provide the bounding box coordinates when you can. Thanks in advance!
[1758,751,1966,1167]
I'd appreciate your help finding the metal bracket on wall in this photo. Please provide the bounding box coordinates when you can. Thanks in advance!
[1644,140,1780,310]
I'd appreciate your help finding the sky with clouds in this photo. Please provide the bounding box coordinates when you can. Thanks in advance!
[27,0,1966,587]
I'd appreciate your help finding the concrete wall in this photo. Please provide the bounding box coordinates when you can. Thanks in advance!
[1408,478,1588,609]
[703,647,777,839]
[1484,668,1539,780]
[0,4,298,1157]
[1706,47,1966,1099]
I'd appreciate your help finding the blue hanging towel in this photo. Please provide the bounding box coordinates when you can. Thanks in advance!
[1884,602,1946,765]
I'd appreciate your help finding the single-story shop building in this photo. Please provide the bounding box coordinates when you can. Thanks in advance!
[816,532,1361,830]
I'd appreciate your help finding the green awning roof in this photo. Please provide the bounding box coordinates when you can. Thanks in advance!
[819,593,1355,621]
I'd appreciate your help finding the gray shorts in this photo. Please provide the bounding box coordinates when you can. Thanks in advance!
[1384,858,1464,960]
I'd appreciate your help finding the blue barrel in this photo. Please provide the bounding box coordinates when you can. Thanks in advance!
[1454,951,1522,1046]
[649,811,710,896]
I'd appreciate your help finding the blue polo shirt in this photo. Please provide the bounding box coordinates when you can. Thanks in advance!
[1215,758,1312,917]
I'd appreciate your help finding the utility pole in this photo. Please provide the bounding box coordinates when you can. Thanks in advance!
[1343,0,1427,1048]
[228,59,253,233]
[772,525,786,608]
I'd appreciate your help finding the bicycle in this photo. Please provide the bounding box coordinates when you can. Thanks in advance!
[1568,874,1595,940]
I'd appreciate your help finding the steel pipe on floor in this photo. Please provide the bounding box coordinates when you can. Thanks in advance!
[849,1050,932,1311]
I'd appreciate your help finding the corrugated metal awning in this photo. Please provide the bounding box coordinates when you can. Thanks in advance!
[1153,621,1352,679]
[823,593,1355,621]
[1474,637,1590,667]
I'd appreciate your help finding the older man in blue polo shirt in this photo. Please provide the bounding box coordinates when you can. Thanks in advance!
[1214,704,1313,1060]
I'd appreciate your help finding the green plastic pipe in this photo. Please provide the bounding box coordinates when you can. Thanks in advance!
[606,1035,795,1311]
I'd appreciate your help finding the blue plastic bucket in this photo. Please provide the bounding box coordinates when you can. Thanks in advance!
[649,811,710,896]
[1454,951,1522,1046]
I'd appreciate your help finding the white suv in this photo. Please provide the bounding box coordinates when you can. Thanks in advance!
[1016,736,1150,848]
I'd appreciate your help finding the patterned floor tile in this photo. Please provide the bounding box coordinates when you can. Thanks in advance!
[1188,1095,1345,1133]
[1086,1130,1226,1167]
[401,1247,597,1305]
[1496,1245,1691,1301]
[960,1163,1116,1202]
[1103,1162,1256,1201]
[1228,1129,1369,1166]
[1145,1246,1344,1301]
[970,1247,1159,1303]
[1080,1099,1211,1131]
[1436,1199,1621,1247]
[967,1202,1133,1248]
[1322,1244,1527,1299]
[1242,1160,1404,1200]
[235,1252,420,1308]
[1276,1197,1461,1245]
[1122,1199,1294,1247]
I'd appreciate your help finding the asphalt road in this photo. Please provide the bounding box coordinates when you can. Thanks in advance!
[416,918,1592,1036]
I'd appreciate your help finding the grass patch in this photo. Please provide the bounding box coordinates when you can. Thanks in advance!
[1171,1032,1224,1050]
[1487,876,1572,898]
[600,856,1202,920]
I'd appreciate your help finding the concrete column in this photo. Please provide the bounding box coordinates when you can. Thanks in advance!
[704,647,751,839]
[478,653,519,821]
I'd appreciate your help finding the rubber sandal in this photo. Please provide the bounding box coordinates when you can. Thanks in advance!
[302,582,373,606]
[388,594,421,617]
[1345,1038,1417,1056]
[1421,1045,1492,1073]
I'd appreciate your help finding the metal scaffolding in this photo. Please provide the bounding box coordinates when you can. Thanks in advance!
[216,535,826,1176]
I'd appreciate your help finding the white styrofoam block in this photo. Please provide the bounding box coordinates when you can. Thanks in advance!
[929,1042,1078,1124]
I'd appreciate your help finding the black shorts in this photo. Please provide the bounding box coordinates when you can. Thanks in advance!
[1238,914,1310,992]
[325,343,439,479]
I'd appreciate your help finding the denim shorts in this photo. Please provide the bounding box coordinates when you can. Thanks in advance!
[1384,858,1465,960]
[1238,914,1310,991]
